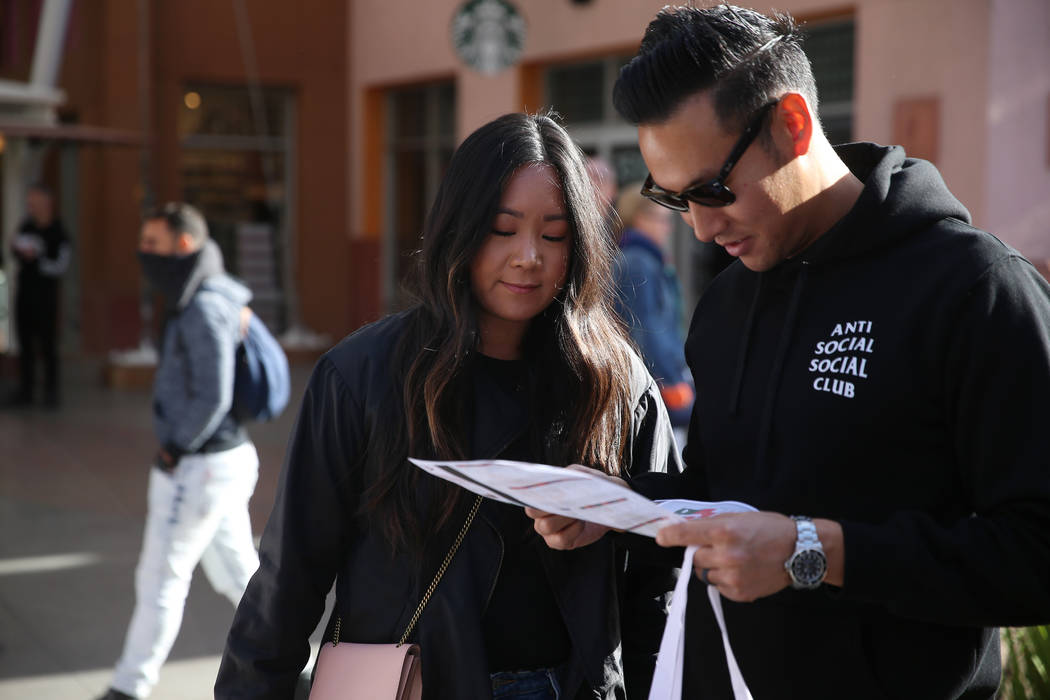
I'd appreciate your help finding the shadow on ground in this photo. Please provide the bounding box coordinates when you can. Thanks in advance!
[0,358,328,698]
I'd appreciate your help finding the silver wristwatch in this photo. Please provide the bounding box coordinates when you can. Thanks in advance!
[784,516,827,590]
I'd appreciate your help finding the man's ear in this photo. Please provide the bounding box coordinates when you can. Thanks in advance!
[175,232,196,254]
[776,93,814,157]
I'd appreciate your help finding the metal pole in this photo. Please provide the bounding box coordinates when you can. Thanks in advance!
[29,0,73,89]
[137,0,155,350]
[2,139,29,355]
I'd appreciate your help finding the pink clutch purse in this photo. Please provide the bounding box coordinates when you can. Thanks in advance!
[309,641,421,700]
[308,494,482,700]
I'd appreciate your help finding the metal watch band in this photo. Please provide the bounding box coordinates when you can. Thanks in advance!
[786,515,827,590]
[792,515,821,548]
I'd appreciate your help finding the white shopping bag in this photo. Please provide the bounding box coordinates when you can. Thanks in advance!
[648,529,755,700]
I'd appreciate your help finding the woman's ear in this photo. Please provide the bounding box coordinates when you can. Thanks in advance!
[776,93,814,157]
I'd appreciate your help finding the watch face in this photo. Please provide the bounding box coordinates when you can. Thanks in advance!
[791,549,827,586]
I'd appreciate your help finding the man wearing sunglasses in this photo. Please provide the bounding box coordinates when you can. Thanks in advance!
[530,4,1050,699]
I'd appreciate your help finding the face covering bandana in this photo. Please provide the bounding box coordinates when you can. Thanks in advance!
[138,248,202,306]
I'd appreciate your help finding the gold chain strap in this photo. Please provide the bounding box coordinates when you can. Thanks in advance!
[332,615,341,645]
[330,493,484,648]
[398,493,483,647]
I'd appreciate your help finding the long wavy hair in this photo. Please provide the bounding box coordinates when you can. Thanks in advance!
[360,113,636,554]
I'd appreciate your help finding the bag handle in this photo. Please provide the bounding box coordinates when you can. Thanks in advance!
[331,493,484,648]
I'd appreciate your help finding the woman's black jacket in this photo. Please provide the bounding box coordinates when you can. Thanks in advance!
[215,311,682,699]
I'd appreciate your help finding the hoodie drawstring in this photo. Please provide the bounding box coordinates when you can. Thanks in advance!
[754,264,809,474]
[729,276,763,415]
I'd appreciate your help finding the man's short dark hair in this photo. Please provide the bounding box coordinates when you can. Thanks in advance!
[613,4,819,137]
[148,202,209,244]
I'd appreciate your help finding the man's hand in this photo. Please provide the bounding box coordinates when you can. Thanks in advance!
[13,239,38,260]
[657,512,796,602]
[239,307,253,339]
[153,449,177,474]
[656,513,844,602]
[524,464,627,550]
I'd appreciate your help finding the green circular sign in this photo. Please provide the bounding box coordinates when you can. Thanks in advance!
[451,0,526,75]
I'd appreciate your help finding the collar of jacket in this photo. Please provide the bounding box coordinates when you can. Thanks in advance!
[619,227,666,264]
[797,143,972,268]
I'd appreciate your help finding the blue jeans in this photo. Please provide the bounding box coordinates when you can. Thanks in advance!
[490,667,561,699]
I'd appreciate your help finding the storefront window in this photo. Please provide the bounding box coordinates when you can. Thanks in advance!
[544,54,716,307]
[546,61,605,124]
[178,84,293,332]
[385,81,456,309]
[805,17,855,145]
[544,55,640,186]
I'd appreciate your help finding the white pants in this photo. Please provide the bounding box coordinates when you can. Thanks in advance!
[111,442,260,698]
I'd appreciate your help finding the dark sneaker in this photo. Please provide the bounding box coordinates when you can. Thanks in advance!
[95,689,136,700]
[5,390,32,407]
[43,390,60,409]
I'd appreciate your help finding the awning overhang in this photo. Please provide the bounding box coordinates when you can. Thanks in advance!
[0,121,143,146]
[0,79,64,108]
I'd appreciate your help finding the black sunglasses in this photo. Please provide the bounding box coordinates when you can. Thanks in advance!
[641,101,778,211]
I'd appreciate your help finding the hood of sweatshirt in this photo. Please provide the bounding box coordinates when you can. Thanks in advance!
[619,227,667,264]
[695,142,978,480]
[199,272,253,309]
[794,143,971,268]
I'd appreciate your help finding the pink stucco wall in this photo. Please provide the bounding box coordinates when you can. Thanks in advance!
[348,0,1047,258]
[347,0,667,237]
[985,0,1050,261]
[349,0,661,136]
[853,0,990,228]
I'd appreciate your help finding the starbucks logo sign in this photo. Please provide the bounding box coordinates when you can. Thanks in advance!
[451,0,526,75]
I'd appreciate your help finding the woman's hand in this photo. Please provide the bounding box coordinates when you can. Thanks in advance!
[526,508,611,550]
[524,464,626,550]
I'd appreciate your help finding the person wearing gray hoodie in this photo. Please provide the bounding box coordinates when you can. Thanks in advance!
[97,203,260,700]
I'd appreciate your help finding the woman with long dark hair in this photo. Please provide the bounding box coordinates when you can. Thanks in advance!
[216,113,680,699]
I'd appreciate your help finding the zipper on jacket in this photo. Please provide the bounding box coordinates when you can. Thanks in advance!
[477,428,521,615]
[481,519,505,614]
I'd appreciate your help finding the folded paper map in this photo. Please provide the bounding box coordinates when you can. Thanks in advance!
[409,458,753,538]
[409,457,757,700]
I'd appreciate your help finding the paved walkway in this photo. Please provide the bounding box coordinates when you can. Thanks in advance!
[0,359,325,700]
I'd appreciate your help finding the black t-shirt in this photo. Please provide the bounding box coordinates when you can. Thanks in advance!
[470,353,572,672]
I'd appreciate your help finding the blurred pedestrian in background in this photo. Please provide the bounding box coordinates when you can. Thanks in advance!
[586,154,619,236]
[97,203,260,700]
[585,154,618,212]
[613,183,694,446]
[8,184,70,408]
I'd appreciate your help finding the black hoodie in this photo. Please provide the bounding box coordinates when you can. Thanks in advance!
[636,143,1050,699]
